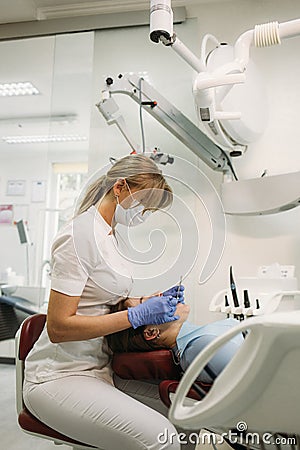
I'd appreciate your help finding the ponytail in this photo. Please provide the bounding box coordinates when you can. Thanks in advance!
[76,174,108,216]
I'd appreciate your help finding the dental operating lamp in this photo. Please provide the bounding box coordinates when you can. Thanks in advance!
[150,0,300,152]
[96,2,300,215]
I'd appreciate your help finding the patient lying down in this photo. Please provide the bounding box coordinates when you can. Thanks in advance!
[107,303,243,383]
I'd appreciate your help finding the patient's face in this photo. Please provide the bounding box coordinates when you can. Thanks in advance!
[157,303,190,333]
[175,303,190,323]
[143,303,190,348]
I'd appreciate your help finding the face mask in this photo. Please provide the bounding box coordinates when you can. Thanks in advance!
[114,201,151,227]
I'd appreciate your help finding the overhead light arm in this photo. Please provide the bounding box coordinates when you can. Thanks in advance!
[150,0,205,73]
[96,73,230,172]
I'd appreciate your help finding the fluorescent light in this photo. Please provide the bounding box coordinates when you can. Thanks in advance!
[2,134,87,144]
[0,82,40,97]
[0,114,77,125]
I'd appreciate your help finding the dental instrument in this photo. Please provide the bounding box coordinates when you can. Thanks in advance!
[176,276,183,300]
[230,266,245,321]
[229,266,239,308]
[224,295,229,308]
[224,295,230,318]
[242,290,252,321]
[243,290,251,308]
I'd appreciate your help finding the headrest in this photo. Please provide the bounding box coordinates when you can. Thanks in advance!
[112,349,181,380]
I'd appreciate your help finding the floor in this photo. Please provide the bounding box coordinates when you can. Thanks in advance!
[0,363,230,450]
[1,363,71,450]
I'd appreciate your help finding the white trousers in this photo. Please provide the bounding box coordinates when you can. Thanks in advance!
[23,375,198,450]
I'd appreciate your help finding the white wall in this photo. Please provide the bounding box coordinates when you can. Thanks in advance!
[90,0,300,325]
[186,0,300,323]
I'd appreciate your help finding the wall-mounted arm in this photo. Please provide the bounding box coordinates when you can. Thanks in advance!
[96,73,230,172]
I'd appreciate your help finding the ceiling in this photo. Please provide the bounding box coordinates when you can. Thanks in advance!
[0,1,230,24]
[0,0,239,155]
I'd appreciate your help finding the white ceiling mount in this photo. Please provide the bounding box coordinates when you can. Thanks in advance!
[221,171,300,216]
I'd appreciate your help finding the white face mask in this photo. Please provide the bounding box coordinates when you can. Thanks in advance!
[114,200,151,227]
[114,182,151,227]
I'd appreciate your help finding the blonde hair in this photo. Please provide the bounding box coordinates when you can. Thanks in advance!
[76,154,173,216]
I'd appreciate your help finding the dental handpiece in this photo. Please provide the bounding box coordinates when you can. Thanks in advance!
[230,266,240,308]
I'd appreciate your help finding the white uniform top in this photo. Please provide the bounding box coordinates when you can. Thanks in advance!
[24,205,133,385]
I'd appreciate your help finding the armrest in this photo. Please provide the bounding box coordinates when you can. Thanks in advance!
[112,350,181,381]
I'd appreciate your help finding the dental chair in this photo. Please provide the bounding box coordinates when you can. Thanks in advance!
[16,314,101,449]
[169,311,300,449]
[15,314,209,449]
[17,312,300,449]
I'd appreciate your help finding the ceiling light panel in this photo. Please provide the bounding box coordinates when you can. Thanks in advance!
[0,82,40,97]
[2,134,87,144]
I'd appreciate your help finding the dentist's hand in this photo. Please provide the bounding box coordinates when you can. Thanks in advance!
[127,295,180,329]
[163,285,185,303]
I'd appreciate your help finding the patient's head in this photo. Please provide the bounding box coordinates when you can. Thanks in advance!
[107,302,190,353]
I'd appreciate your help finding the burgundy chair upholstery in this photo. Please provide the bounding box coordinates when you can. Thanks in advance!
[112,351,212,408]
[18,314,97,448]
[112,349,181,381]
[19,314,46,360]
[158,380,211,408]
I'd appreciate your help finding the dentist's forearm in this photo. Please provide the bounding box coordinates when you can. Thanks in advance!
[47,289,131,343]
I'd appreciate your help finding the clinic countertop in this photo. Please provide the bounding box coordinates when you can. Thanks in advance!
[0,295,38,315]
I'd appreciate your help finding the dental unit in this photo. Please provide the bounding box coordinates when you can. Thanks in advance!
[97,1,300,216]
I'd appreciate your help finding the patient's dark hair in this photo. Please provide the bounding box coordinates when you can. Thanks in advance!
[106,303,166,353]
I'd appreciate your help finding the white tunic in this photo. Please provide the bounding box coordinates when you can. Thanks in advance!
[24,205,133,385]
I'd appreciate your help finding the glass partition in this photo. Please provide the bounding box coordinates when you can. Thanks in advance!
[0,32,94,309]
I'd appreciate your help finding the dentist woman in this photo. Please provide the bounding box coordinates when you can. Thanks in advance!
[23,154,187,450]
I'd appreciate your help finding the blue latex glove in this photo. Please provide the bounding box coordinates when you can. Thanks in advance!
[127,295,179,329]
[163,285,185,303]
